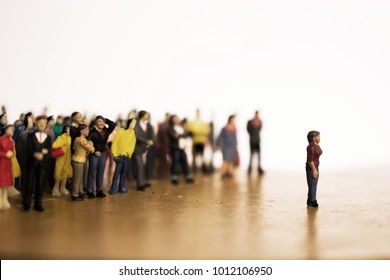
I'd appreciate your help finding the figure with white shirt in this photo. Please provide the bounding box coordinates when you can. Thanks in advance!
[167,115,195,185]
[133,111,154,191]
[23,115,52,212]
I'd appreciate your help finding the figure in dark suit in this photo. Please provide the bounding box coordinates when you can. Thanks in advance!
[247,110,264,175]
[132,111,154,191]
[145,120,156,180]
[22,115,52,212]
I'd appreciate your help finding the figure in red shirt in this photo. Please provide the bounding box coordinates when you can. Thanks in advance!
[306,130,322,208]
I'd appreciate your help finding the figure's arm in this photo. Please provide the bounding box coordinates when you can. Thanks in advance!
[105,118,116,135]
[307,146,318,179]
[80,138,95,153]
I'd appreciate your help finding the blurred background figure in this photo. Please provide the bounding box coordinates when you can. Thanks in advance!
[167,115,194,185]
[12,113,25,143]
[133,110,154,191]
[155,113,171,178]
[247,110,264,175]
[216,115,238,178]
[145,113,156,180]
[16,112,35,192]
[186,109,210,174]
[0,110,8,135]
[53,115,64,140]
[44,115,56,193]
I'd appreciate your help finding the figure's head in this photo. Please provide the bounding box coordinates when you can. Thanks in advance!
[61,125,70,135]
[0,113,7,125]
[71,112,83,125]
[169,114,180,126]
[47,116,55,127]
[94,116,106,130]
[307,130,320,144]
[138,110,150,122]
[35,115,48,132]
[3,125,14,137]
[56,115,64,125]
[24,112,34,129]
[127,118,137,130]
[255,110,259,118]
[79,124,89,137]
[228,115,235,125]
[196,108,201,119]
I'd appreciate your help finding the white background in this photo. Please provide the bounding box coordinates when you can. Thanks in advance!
[1,0,390,171]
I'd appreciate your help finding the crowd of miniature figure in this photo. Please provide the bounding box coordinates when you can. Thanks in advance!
[0,107,265,211]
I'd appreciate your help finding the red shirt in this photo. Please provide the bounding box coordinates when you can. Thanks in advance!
[306,142,322,167]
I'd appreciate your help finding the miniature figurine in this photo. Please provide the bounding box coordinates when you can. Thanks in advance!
[167,115,195,185]
[15,112,34,193]
[155,113,171,178]
[0,112,8,135]
[133,111,154,191]
[186,109,211,174]
[145,114,156,180]
[306,130,322,208]
[23,115,52,212]
[70,112,84,154]
[6,124,21,197]
[247,110,264,175]
[109,118,137,194]
[53,115,64,140]
[86,116,115,198]
[216,115,238,178]
[0,125,17,209]
[71,124,94,201]
[51,125,72,197]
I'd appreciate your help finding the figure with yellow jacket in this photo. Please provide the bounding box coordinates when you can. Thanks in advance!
[109,118,137,194]
[186,109,210,174]
[51,125,72,197]
[71,124,95,201]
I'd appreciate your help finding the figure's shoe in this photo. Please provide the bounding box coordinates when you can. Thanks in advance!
[60,186,69,196]
[71,195,83,201]
[307,201,319,208]
[185,178,195,184]
[34,205,45,212]
[137,186,145,192]
[52,189,61,197]
[258,168,265,175]
[79,192,85,200]
[96,191,106,198]
[86,191,95,199]
[118,188,128,193]
[171,179,179,185]
[109,188,118,195]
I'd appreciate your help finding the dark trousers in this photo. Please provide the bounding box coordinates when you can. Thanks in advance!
[171,148,190,178]
[87,152,106,193]
[306,165,319,202]
[248,142,261,170]
[145,147,155,180]
[110,156,129,192]
[132,153,147,187]
[192,143,205,172]
[23,165,45,209]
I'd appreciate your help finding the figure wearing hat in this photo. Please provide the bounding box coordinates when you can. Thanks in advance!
[23,115,53,212]
[85,115,115,198]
